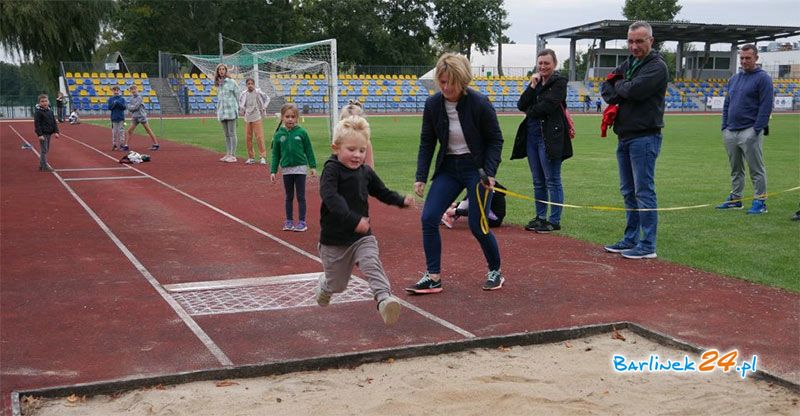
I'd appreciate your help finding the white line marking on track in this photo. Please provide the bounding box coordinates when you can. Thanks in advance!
[24,128,477,340]
[164,273,323,292]
[9,126,234,366]
[56,167,131,172]
[63,175,149,182]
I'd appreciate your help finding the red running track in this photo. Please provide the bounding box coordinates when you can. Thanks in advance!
[1,120,798,414]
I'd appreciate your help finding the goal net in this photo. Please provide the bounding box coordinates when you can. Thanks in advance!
[184,39,338,141]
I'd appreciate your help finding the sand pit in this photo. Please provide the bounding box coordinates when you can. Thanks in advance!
[23,330,798,415]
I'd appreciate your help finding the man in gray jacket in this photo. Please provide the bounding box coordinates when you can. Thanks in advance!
[600,21,668,260]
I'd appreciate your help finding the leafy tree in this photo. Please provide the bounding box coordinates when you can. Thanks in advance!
[300,0,434,67]
[0,0,115,90]
[622,0,682,21]
[433,0,508,59]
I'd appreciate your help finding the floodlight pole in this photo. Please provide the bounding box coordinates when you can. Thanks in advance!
[219,33,223,64]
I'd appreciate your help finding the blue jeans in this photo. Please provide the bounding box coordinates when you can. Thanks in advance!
[616,134,662,252]
[526,119,564,224]
[283,174,307,221]
[421,157,501,274]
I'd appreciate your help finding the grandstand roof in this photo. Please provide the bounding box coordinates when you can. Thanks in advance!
[539,20,800,45]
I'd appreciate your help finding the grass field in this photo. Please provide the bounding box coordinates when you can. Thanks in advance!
[90,113,800,292]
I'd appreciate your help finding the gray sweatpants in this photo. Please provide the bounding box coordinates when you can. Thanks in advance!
[318,235,391,303]
[723,127,767,199]
[112,121,125,146]
[38,134,51,169]
[221,119,238,156]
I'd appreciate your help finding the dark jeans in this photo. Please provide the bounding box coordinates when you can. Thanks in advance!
[616,134,662,252]
[421,156,501,274]
[57,106,65,122]
[283,174,307,222]
[526,119,564,225]
[39,134,52,169]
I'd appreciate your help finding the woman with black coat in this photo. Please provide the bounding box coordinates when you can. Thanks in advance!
[512,49,573,233]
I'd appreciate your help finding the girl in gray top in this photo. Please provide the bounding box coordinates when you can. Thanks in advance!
[125,84,160,151]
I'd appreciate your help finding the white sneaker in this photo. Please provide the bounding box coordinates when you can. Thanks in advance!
[378,296,401,326]
[219,155,229,162]
[225,155,237,163]
[259,157,267,165]
[245,158,256,165]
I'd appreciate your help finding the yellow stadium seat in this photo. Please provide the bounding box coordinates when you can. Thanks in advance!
[149,89,156,95]
[140,73,148,78]
[304,89,312,96]
[81,72,89,78]
[183,73,190,79]
[65,72,74,78]
[134,79,142,85]
[98,72,106,78]
[143,97,150,103]
[199,73,207,79]
[123,73,131,78]
[191,73,198,79]
[79,90,88,96]
[205,97,212,103]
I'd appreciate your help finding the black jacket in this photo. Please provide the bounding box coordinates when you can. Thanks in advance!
[415,88,504,182]
[600,51,668,140]
[319,155,407,246]
[512,74,572,161]
[34,105,59,136]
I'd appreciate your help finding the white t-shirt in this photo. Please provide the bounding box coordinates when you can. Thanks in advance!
[444,100,469,155]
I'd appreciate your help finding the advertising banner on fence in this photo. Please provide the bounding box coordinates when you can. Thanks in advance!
[774,96,793,110]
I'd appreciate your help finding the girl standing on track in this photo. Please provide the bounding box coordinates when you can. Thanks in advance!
[214,63,241,163]
[270,103,317,232]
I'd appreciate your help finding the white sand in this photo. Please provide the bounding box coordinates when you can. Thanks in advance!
[24,330,798,416]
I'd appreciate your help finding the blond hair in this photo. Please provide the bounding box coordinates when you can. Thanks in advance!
[333,116,370,147]
[435,53,472,92]
[339,99,364,119]
[280,103,299,117]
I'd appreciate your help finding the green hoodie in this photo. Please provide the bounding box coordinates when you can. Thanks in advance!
[270,125,317,174]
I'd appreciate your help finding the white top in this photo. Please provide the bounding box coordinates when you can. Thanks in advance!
[445,100,469,155]
[243,91,262,123]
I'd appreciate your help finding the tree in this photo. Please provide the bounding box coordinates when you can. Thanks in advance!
[433,0,508,60]
[0,0,115,90]
[622,0,682,21]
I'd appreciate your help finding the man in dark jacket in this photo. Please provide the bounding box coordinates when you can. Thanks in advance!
[33,94,60,172]
[600,21,667,260]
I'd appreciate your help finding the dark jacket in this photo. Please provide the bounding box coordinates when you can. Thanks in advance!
[319,155,407,246]
[34,105,59,136]
[415,88,503,182]
[600,50,668,140]
[108,95,127,122]
[512,74,573,161]
[722,67,773,133]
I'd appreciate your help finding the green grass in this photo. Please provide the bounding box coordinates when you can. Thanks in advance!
[89,113,800,292]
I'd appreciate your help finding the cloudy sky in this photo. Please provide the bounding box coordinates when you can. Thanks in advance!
[504,0,800,52]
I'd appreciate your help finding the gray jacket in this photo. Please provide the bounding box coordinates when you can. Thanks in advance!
[127,94,146,121]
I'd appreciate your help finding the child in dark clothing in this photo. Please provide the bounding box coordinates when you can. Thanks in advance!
[108,85,126,150]
[33,94,60,172]
[316,116,414,326]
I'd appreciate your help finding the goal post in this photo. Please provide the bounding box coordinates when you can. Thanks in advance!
[184,39,339,142]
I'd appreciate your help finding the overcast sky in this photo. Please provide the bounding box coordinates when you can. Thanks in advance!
[2,0,799,65]
[504,0,800,52]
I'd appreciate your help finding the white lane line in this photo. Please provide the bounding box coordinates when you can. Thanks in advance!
[63,175,149,182]
[57,167,131,172]
[164,273,322,292]
[59,132,478,339]
[9,126,234,366]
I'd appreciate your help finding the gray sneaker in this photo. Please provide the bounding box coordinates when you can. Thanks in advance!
[482,270,504,291]
[378,296,401,326]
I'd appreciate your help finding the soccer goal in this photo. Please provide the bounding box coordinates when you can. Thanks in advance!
[184,39,339,141]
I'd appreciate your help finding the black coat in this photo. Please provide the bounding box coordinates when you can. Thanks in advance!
[34,105,59,136]
[416,88,504,182]
[511,74,572,161]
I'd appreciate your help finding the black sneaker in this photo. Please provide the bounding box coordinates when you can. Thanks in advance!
[534,220,561,234]
[482,270,504,291]
[405,272,443,294]
[149,144,160,151]
[524,217,545,231]
[792,211,800,222]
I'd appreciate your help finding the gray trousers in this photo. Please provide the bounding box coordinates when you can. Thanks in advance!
[723,127,767,199]
[221,119,238,156]
[38,134,51,169]
[318,235,391,303]
[111,121,125,146]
